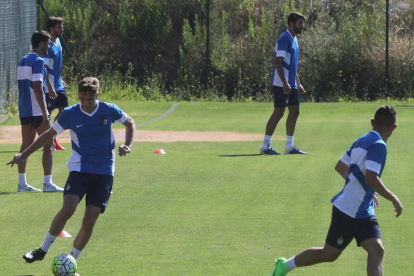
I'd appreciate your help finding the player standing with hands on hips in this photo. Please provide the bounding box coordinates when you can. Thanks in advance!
[271,105,403,276]
[7,77,135,272]
[261,12,307,155]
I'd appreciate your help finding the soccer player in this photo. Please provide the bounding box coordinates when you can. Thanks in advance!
[260,12,307,155]
[7,77,135,269]
[271,105,403,276]
[44,16,67,150]
[16,30,63,192]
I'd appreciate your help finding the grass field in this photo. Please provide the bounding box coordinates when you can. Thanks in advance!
[0,102,413,275]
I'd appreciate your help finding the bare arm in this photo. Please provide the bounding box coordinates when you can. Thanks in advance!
[365,170,403,217]
[335,160,349,180]
[46,72,57,99]
[296,74,306,94]
[275,57,290,94]
[118,115,135,157]
[33,81,50,125]
[7,127,57,167]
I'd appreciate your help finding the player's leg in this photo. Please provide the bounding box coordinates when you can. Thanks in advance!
[35,121,63,192]
[261,86,286,155]
[23,194,80,263]
[17,120,39,192]
[285,89,306,154]
[357,215,383,276]
[70,174,113,260]
[361,238,384,276]
[72,205,101,252]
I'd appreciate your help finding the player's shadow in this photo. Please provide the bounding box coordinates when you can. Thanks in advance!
[0,192,15,195]
[219,154,262,157]
[0,151,18,153]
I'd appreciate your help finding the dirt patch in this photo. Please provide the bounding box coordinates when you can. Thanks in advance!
[0,125,275,144]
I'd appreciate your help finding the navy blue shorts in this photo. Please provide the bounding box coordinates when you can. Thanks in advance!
[47,89,69,113]
[20,116,49,129]
[326,206,382,249]
[64,171,113,213]
[273,86,300,107]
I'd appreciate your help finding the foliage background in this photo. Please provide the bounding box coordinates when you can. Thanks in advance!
[38,0,414,102]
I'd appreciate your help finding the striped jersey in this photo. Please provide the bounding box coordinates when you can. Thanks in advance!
[331,130,387,218]
[53,101,127,176]
[17,52,47,118]
[43,38,64,92]
[272,30,299,89]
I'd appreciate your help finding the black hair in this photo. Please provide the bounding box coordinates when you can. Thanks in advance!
[31,30,51,48]
[374,105,397,128]
[47,16,64,30]
[287,12,306,25]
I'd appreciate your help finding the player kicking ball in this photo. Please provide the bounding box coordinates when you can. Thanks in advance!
[7,77,135,274]
[271,105,403,276]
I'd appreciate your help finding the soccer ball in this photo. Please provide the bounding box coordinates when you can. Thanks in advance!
[51,254,77,276]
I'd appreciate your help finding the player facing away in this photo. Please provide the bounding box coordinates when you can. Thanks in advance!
[43,16,67,150]
[7,77,135,271]
[271,105,403,276]
[16,30,63,192]
[261,12,307,155]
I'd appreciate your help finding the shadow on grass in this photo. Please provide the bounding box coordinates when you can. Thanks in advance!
[219,154,262,157]
[0,192,16,195]
[0,151,18,154]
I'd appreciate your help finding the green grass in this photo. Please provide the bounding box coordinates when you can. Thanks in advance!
[1,102,413,275]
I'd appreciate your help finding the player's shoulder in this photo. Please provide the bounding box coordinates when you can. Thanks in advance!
[99,101,121,110]
[278,30,293,41]
[62,103,81,113]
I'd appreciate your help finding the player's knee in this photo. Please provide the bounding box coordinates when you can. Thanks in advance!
[59,206,76,219]
[366,243,385,259]
[324,250,341,262]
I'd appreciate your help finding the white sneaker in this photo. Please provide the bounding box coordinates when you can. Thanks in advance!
[43,183,64,192]
[18,184,42,192]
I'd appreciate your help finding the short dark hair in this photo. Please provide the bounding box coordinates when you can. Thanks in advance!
[78,77,100,95]
[374,105,397,128]
[31,30,51,48]
[47,16,64,30]
[287,12,306,25]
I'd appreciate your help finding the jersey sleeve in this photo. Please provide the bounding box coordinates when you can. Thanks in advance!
[32,59,45,82]
[275,34,290,58]
[53,109,70,134]
[112,103,127,124]
[365,143,387,174]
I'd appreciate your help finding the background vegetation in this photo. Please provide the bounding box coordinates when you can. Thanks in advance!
[38,0,414,101]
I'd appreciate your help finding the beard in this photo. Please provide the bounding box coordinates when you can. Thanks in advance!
[295,28,302,34]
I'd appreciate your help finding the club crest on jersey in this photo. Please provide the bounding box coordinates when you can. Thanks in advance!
[101,116,107,125]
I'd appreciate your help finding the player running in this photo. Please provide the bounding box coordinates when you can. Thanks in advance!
[271,105,403,276]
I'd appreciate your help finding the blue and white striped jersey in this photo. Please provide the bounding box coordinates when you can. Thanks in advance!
[272,30,299,89]
[331,130,387,218]
[53,101,127,176]
[43,38,64,92]
[17,52,47,118]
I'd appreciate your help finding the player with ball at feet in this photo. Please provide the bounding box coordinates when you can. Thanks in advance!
[8,77,135,273]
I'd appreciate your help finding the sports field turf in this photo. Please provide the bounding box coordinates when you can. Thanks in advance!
[0,102,413,275]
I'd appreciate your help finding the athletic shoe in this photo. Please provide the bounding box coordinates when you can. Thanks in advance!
[43,183,64,192]
[285,146,307,155]
[260,147,281,155]
[75,273,80,276]
[271,258,289,276]
[54,139,65,150]
[23,248,46,263]
[17,185,42,192]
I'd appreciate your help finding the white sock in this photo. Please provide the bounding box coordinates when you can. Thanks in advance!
[262,135,272,149]
[18,173,27,187]
[40,232,58,253]
[70,247,82,260]
[286,136,294,151]
[286,256,297,271]
[44,175,53,185]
